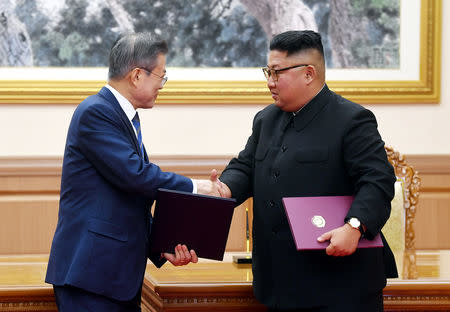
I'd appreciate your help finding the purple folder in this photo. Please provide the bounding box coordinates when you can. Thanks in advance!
[149,188,237,261]
[282,196,383,250]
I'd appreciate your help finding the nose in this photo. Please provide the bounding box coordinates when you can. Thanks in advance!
[267,76,276,88]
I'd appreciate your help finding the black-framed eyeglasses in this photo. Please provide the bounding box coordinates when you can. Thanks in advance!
[138,67,168,86]
[262,64,309,81]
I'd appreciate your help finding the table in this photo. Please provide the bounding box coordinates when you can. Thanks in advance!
[141,251,450,312]
[1,251,449,312]
[0,255,56,312]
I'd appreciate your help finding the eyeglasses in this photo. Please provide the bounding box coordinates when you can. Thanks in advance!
[138,67,168,86]
[262,64,309,81]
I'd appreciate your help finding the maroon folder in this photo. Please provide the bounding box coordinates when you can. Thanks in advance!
[282,196,383,250]
[149,189,237,261]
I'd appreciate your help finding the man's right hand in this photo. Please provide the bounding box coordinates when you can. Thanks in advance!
[196,169,223,197]
[196,179,221,197]
[196,169,232,198]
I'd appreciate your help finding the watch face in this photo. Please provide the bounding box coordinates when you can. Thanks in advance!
[349,218,360,228]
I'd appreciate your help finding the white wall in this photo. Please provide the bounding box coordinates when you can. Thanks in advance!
[1,2,449,157]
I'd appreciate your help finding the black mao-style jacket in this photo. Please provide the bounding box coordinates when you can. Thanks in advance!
[220,85,397,310]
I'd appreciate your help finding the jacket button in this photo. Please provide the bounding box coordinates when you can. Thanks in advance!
[269,200,275,207]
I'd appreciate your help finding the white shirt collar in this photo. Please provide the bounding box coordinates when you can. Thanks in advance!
[105,84,136,123]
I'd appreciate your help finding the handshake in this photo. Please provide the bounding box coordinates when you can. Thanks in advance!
[195,169,231,198]
[162,169,231,267]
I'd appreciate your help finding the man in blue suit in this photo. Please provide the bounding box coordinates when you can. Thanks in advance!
[46,32,222,311]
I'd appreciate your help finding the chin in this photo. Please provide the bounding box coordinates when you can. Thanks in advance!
[146,100,156,108]
[274,100,285,109]
[275,102,295,112]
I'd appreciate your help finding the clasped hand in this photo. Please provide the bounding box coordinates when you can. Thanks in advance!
[196,169,231,198]
[317,223,361,257]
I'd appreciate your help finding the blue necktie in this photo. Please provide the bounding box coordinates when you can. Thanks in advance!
[132,112,144,158]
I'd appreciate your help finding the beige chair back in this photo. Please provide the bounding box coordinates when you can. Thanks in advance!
[383,146,421,279]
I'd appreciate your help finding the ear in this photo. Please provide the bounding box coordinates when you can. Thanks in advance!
[304,65,315,85]
[129,68,140,87]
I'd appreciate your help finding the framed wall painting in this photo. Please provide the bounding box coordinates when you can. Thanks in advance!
[0,0,441,105]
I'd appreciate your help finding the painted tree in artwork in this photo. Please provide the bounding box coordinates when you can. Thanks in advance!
[15,0,52,66]
[6,0,398,68]
[328,0,362,67]
[0,0,33,66]
[238,0,399,68]
[238,0,318,39]
[11,0,268,67]
[119,0,267,66]
[27,0,119,66]
[328,0,399,68]
[105,0,134,33]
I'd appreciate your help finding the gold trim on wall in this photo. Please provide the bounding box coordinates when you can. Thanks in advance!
[0,0,442,105]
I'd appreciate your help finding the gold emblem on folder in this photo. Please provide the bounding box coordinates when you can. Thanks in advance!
[311,215,326,228]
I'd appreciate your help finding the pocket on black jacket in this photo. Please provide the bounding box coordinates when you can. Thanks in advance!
[254,145,269,160]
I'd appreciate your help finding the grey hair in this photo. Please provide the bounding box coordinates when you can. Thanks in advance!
[108,32,168,80]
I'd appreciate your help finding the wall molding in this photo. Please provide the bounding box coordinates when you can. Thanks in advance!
[1,154,449,177]
[406,155,450,174]
[1,154,448,195]
[0,155,449,251]
[0,157,62,176]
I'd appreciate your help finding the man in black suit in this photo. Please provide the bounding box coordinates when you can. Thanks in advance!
[219,30,397,311]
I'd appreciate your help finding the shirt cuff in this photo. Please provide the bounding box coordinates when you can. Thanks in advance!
[191,179,197,194]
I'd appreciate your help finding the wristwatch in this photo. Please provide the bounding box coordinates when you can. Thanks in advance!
[347,217,365,237]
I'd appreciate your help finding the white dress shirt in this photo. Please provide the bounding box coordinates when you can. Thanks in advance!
[105,84,197,193]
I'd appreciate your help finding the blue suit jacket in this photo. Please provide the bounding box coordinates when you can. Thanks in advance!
[45,87,193,301]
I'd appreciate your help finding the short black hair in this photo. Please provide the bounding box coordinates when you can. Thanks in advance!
[269,30,324,57]
[108,32,168,80]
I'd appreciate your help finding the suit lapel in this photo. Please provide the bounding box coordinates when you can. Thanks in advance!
[143,145,149,162]
[98,87,143,158]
